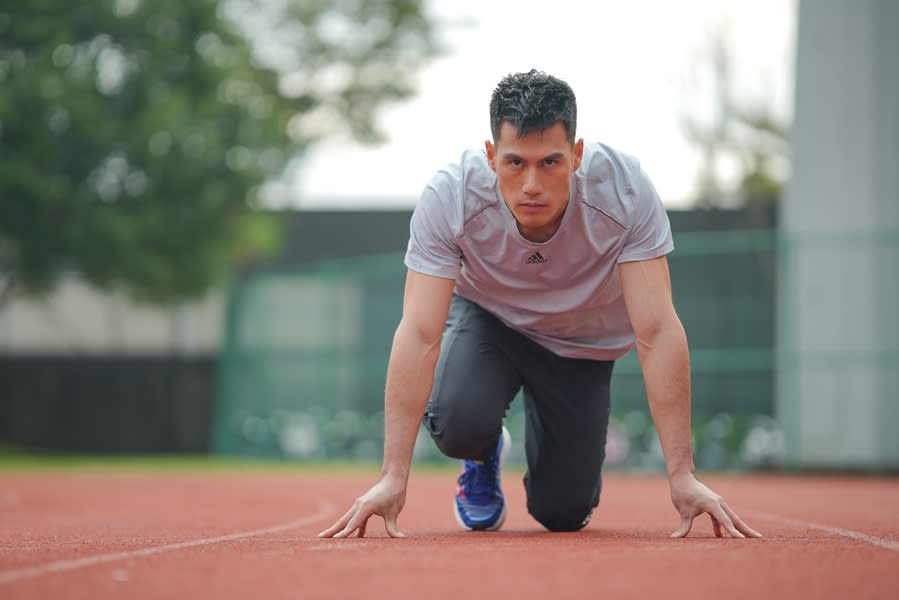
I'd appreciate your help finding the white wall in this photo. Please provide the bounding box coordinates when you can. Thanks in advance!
[0,275,225,354]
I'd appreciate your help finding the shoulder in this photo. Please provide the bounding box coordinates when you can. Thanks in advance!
[579,142,644,190]
[576,142,656,227]
[421,149,499,225]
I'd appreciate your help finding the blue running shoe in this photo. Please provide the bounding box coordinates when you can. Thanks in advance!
[454,426,511,531]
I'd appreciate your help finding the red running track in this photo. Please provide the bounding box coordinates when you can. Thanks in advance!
[1,470,898,599]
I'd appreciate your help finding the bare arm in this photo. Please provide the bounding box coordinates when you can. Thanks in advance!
[619,257,694,478]
[620,257,761,538]
[381,270,455,483]
[318,269,455,538]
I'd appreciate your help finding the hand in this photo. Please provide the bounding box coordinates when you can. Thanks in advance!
[669,473,762,539]
[317,476,407,539]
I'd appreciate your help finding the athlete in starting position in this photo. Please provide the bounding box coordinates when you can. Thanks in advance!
[319,69,762,539]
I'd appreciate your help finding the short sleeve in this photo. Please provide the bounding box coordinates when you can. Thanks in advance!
[617,168,674,263]
[404,183,463,279]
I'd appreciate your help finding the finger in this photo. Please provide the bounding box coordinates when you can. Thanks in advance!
[671,515,694,538]
[317,506,356,538]
[334,510,371,539]
[724,504,763,538]
[384,515,406,539]
[711,505,745,539]
[356,520,367,538]
[712,516,723,538]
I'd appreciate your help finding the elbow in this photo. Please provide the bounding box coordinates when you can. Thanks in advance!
[633,314,686,354]
[634,325,661,353]
[396,317,443,350]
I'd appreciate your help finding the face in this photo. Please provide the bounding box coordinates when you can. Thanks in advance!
[486,121,583,243]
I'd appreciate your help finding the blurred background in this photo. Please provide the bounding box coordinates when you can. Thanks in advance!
[0,0,895,471]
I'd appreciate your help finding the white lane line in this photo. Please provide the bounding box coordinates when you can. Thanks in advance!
[747,510,899,553]
[0,502,334,585]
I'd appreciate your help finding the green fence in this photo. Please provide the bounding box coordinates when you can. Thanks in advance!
[212,230,779,470]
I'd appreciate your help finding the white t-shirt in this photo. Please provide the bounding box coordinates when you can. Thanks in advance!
[404,141,674,360]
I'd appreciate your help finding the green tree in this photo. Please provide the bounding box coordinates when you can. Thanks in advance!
[0,0,439,308]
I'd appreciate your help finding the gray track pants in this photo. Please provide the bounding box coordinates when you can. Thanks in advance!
[424,295,614,532]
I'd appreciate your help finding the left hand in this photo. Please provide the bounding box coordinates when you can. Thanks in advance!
[669,473,763,539]
[317,475,408,539]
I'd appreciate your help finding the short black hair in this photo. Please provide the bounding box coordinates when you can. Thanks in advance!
[489,69,577,144]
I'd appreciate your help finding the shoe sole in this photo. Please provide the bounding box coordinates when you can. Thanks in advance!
[454,426,511,532]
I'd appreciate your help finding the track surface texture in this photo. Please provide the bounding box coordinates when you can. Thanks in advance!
[1,469,898,599]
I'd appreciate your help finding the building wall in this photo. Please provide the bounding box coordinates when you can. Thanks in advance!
[0,276,224,354]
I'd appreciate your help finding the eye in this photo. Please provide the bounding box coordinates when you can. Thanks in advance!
[543,158,556,166]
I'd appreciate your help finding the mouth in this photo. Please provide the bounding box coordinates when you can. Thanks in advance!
[518,202,546,214]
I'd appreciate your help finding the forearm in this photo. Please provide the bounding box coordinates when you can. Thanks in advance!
[380,319,441,484]
[636,318,695,479]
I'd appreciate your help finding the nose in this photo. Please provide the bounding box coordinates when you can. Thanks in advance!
[522,167,542,196]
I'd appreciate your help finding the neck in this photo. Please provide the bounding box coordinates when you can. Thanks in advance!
[517,209,566,243]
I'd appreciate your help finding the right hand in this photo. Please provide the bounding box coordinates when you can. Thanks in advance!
[317,475,408,538]
[668,472,762,539]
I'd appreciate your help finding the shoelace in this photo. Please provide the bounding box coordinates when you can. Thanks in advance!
[458,456,499,504]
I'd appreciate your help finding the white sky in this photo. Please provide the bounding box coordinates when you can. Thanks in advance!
[288,0,796,210]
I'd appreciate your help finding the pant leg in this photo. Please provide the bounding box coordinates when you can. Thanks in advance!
[519,350,614,532]
[424,296,523,461]
[425,294,614,532]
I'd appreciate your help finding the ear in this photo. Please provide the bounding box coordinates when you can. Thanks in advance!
[573,138,584,171]
[485,140,497,172]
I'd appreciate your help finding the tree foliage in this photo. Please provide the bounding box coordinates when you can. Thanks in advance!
[0,0,439,306]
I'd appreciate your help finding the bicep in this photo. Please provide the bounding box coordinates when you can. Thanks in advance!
[618,256,679,340]
[399,269,455,343]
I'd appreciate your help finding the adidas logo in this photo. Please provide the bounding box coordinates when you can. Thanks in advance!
[525,251,547,264]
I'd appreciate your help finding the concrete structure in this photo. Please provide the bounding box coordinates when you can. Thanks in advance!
[777,0,898,469]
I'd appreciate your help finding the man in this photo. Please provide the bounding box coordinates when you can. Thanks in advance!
[319,69,761,539]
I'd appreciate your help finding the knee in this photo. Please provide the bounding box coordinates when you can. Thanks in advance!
[527,499,597,532]
[426,410,498,460]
